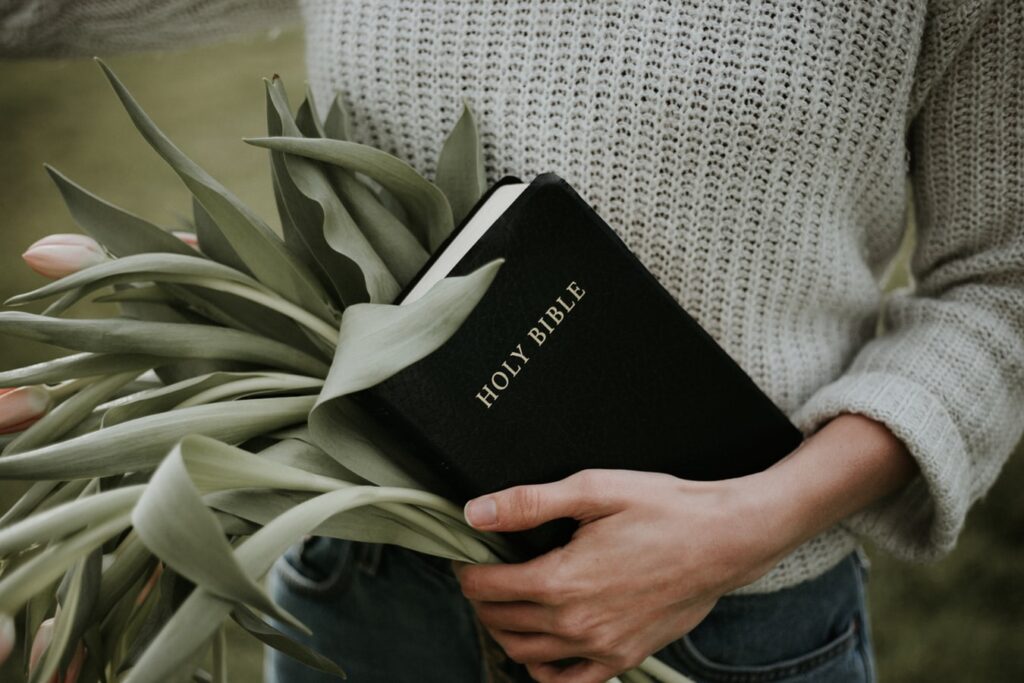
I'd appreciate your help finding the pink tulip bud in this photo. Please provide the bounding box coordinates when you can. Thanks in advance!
[29,615,84,683]
[0,386,52,434]
[29,617,54,671]
[0,614,14,667]
[22,234,108,279]
[172,230,200,250]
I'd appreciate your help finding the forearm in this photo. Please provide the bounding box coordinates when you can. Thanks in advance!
[750,413,919,558]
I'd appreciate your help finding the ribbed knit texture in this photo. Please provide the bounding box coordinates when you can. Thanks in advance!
[3,0,1022,594]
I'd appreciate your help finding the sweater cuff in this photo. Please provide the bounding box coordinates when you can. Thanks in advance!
[791,371,970,561]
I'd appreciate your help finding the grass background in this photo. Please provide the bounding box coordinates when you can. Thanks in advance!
[1,27,1021,682]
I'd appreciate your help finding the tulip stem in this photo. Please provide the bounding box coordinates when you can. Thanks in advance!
[189,279,339,346]
[637,657,696,683]
[46,377,94,402]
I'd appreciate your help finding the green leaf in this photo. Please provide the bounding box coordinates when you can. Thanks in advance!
[95,286,177,305]
[435,99,488,227]
[211,626,227,683]
[108,561,166,677]
[102,372,321,427]
[0,480,60,526]
[126,486,490,683]
[316,259,501,395]
[323,94,353,142]
[161,280,329,360]
[258,436,367,483]
[94,534,154,622]
[0,512,132,615]
[307,260,501,489]
[265,78,397,305]
[308,397,443,491]
[7,254,338,347]
[0,486,143,556]
[329,168,429,289]
[191,198,248,274]
[106,296,256,384]
[96,60,337,324]
[244,136,454,251]
[45,166,195,258]
[313,91,428,288]
[101,373,247,428]
[30,550,102,683]
[192,438,507,561]
[205,488,469,561]
[232,606,346,678]
[0,352,161,388]
[0,312,329,377]
[6,253,268,311]
[174,373,323,409]
[0,396,316,480]
[294,85,326,138]
[168,434,345,495]
[131,444,306,632]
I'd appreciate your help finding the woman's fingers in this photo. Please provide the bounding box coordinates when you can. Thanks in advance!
[527,658,620,683]
[472,600,551,632]
[456,554,563,603]
[488,629,579,665]
[464,470,620,533]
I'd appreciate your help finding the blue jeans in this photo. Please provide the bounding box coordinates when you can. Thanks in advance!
[265,539,876,683]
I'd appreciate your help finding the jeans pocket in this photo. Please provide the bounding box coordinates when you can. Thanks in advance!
[656,553,873,683]
[668,618,860,682]
[275,536,359,598]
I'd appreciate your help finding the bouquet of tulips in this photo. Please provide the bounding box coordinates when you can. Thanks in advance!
[0,61,689,683]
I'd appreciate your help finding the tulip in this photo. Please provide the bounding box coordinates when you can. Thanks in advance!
[0,386,52,434]
[0,613,14,666]
[29,616,84,683]
[22,234,108,279]
[28,617,53,671]
[172,230,200,250]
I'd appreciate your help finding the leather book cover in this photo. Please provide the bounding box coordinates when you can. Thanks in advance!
[359,172,804,555]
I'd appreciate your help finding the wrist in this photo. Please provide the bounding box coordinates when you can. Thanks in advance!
[695,473,808,590]
[749,413,918,548]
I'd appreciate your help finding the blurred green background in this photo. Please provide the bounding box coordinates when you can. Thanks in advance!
[0,27,1021,683]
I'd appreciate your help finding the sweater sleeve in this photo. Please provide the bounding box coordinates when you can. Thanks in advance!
[792,0,1024,562]
[0,0,299,57]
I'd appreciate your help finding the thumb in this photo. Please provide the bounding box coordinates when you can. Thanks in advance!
[463,471,611,532]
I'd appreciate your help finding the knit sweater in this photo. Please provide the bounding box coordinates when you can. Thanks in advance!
[2,0,1022,595]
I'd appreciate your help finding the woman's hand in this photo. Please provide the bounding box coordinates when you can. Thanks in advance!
[453,413,918,683]
[454,469,788,682]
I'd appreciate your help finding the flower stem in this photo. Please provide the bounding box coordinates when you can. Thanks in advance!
[47,377,95,402]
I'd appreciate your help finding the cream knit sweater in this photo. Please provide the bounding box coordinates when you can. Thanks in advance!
[3,0,1022,595]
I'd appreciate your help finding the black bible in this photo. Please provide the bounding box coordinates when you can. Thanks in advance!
[359,172,804,555]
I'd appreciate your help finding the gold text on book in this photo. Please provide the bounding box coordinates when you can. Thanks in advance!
[475,280,586,409]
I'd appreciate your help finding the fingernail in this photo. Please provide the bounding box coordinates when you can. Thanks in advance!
[464,497,497,528]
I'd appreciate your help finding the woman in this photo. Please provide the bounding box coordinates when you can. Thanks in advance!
[4,2,1022,682]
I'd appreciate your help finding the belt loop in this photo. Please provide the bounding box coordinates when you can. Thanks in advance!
[854,547,871,582]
